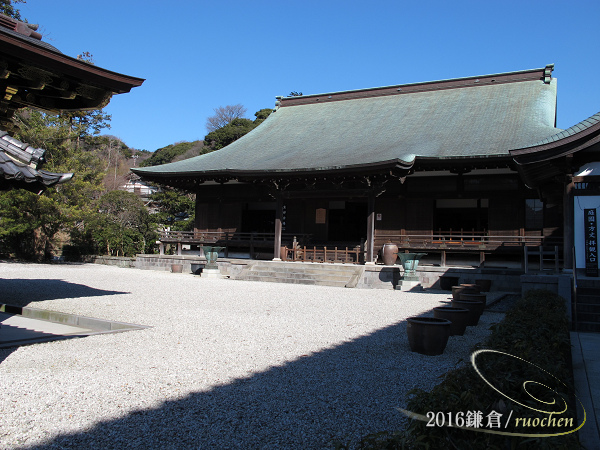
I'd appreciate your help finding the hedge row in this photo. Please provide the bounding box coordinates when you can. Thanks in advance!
[355,289,580,450]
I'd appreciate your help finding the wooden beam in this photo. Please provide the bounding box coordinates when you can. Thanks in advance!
[273,192,283,260]
[564,177,575,269]
[366,191,375,264]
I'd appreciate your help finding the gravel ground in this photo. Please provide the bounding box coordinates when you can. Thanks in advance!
[0,261,508,449]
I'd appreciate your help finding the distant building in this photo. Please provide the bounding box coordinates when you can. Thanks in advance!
[122,175,159,199]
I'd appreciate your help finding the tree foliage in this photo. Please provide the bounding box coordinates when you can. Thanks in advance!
[203,118,255,150]
[150,188,195,232]
[205,104,247,133]
[91,190,156,256]
[203,108,273,150]
[0,0,24,20]
[0,107,158,259]
[140,140,205,167]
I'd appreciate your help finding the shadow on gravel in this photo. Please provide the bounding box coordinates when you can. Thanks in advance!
[0,278,129,364]
[23,320,426,449]
[0,278,128,304]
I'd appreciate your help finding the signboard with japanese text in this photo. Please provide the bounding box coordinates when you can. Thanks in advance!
[584,208,598,277]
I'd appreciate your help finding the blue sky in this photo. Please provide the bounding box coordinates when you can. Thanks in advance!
[19,0,600,152]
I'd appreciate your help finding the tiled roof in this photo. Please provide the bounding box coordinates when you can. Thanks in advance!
[525,111,600,147]
[134,66,560,180]
[0,131,72,193]
[0,25,61,53]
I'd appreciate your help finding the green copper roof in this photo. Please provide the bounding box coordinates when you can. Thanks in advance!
[526,111,600,147]
[133,67,560,180]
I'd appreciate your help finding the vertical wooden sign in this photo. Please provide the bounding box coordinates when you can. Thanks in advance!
[585,208,598,277]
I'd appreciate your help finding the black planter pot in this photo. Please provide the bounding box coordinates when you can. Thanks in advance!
[406,316,452,355]
[439,276,460,291]
[475,279,492,292]
[451,299,484,326]
[433,306,470,336]
[459,293,487,307]
[452,284,482,300]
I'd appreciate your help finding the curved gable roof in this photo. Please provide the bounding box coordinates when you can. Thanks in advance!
[134,66,560,181]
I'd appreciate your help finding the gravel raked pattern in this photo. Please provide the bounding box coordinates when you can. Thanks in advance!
[0,262,506,449]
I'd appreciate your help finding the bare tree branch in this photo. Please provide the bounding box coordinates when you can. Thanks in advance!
[205,104,247,132]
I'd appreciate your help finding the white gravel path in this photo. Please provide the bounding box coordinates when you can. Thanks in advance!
[0,261,505,449]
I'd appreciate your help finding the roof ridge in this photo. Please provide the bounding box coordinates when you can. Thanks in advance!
[0,13,42,40]
[278,65,554,107]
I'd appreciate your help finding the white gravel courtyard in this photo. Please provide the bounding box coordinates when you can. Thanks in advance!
[0,261,504,449]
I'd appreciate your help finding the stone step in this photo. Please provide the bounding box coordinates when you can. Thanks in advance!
[245,270,351,282]
[250,263,358,275]
[577,312,600,323]
[242,274,348,288]
[395,280,423,292]
[574,284,600,330]
[577,286,600,295]
[235,261,361,288]
[577,302,600,313]
[577,294,600,304]
[577,281,600,290]
[575,322,600,333]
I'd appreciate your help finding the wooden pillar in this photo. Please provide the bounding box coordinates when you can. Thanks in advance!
[273,192,283,261]
[366,192,375,264]
[563,177,575,270]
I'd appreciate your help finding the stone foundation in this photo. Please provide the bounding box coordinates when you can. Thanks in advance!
[86,254,525,292]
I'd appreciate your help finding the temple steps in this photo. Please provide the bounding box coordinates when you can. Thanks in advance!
[575,282,600,333]
[234,261,363,288]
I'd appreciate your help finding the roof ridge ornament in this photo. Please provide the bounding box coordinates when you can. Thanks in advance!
[0,14,42,41]
[544,64,554,84]
[0,130,45,167]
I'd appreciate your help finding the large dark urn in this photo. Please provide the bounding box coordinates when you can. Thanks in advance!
[450,299,484,326]
[382,243,399,266]
[433,306,470,336]
[406,317,451,355]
